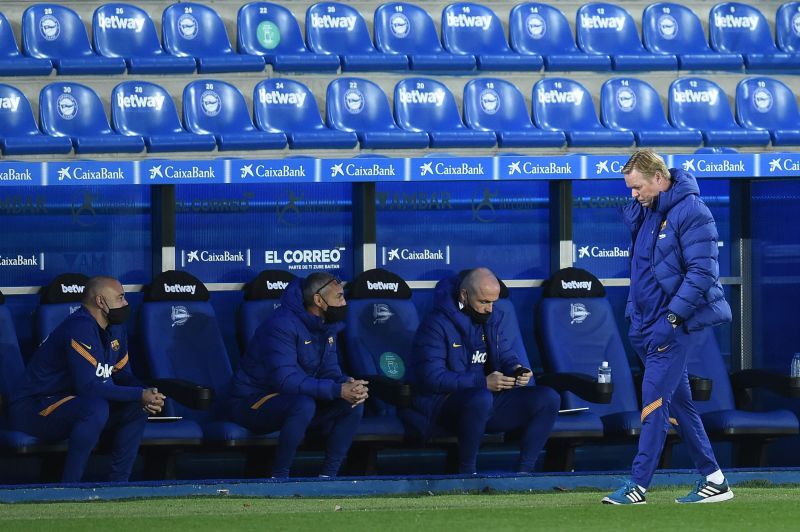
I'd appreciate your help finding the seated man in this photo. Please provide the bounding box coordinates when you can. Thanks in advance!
[220,272,368,478]
[406,267,559,474]
[10,276,165,482]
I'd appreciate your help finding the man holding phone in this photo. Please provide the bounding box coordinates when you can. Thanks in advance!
[403,268,560,474]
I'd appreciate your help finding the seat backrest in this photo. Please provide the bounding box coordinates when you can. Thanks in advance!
[709,2,776,53]
[253,78,327,133]
[162,2,234,57]
[237,269,296,354]
[685,327,735,413]
[0,12,24,58]
[22,4,95,59]
[576,2,645,54]
[40,82,114,138]
[183,79,257,135]
[532,77,601,131]
[33,273,89,348]
[736,76,800,130]
[305,2,376,55]
[537,267,638,413]
[642,2,711,54]
[0,295,24,415]
[394,77,465,132]
[601,77,671,131]
[463,78,534,132]
[112,80,184,136]
[776,2,800,53]
[0,84,42,137]
[441,2,511,54]
[374,2,446,55]
[669,77,737,130]
[93,3,164,58]
[509,3,581,55]
[237,2,309,55]
[326,77,399,133]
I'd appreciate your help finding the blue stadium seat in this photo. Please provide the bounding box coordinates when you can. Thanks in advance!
[532,77,633,147]
[39,82,145,154]
[374,3,476,71]
[0,84,72,155]
[237,2,339,72]
[305,2,407,72]
[32,273,89,350]
[93,3,196,74]
[463,78,565,147]
[709,2,800,71]
[668,77,771,146]
[776,2,800,53]
[326,78,429,149]
[183,79,287,151]
[253,78,357,149]
[112,81,217,153]
[0,12,52,76]
[575,2,676,71]
[642,3,743,71]
[736,76,800,145]
[600,77,702,146]
[237,270,296,354]
[441,2,543,71]
[509,3,611,71]
[394,78,496,148]
[21,4,126,75]
[162,2,265,73]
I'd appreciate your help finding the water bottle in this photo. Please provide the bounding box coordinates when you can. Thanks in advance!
[791,353,800,378]
[598,361,612,384]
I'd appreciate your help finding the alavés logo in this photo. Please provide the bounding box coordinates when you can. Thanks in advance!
[149,164,216,180]
[570,302,590,324]
[265,248,345,271]
[97,13,145,32]
[117,91,165,111]
[713,12,759,31]
[309,12,357,30]
[680,158,745,173]
[171,305,191,327]
[381,245,450,265]
[507,160,572,176]
[200,90,222,117]
[537,87,585,105]
[177,13,199,39]
[616,86,637,112]
[57,166,126,181]
[258,87,307,107]
[39,14,60,40]
[367,280,399,292]
[389,12,410,38]
[419,161,485,177]
[330,162,396,177]
[0,168,33,182]
[373,303,394,324]
[343,88,365,114]
[752,87,773,113]
[57,93,78,120]
[240,163,306,179]
[793,12,800,36]
[445,12,492,29]
[479,88,500,114]
[525,13,546,39]
[182,249,250,267]
[580,13,625,31]
[165,284,197,295]
[576,244,629,260]
[0,252,44,270]
[397,86,446,106]
[0,94,21,112]
[672,87,719,105]
[657,14,678,39]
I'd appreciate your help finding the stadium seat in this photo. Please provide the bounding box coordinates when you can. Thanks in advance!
[237,2,339,72]
[0,12,52,76]
[32,273,90,350]
[463,78,565,147]
[374,2,476,71]
[575,2,677,71]
[162,2,265,73]
[776,2,800,54]
[600,77,702,146]
[39,82,145,154]
[642,3,743,71]
[305,2,408,71]
[237,270,296,354]
[183,79,287,151]
[441,2,543,71]
[735,77,800,145]
[532,77,634,147]
[21,4,126,75]
[92,3,196,74]
[709,2,800,71]
[111,81,217,153]
[326,78,429,149]
[0,83,72,155]
[253,78,357,149]
[509,3,611,71]
[668,77,771,146]
[394,78,497,148]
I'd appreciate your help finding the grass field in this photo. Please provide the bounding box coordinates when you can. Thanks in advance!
[2,486,799,531]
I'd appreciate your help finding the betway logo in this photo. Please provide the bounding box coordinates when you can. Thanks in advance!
[164,283,196,295]
[561,280,592,290]
[446,12,492,29]
[672,88,719,105]
[116,91,165,111]
[0,168,33,181]
[0,95,20,112]
[258,88,307,107]
[397,87,445,106]
[367,280,399,292]
[97,14,146,32]
[266,280,289,290]
[62,284,85,294]
[537,88,584,106]
[309,13,356,31]
[580,14,626,31]
[713,13,759,31]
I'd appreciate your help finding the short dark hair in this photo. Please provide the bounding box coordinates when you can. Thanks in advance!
[302,272,338,307]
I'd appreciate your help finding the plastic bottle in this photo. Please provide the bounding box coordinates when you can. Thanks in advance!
[791,353,800,378]
[598,361,612,384]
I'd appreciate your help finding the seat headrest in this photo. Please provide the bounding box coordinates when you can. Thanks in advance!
[457,268,510,298]
[243,270,296,301]
[0,289,4,305]
[40,273,90,303]
[347,268,411,299]
[144,270,209,302]
[542,267,605,298]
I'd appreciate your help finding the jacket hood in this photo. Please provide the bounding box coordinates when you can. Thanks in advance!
[657,168,700,214]
[280,277,344,334]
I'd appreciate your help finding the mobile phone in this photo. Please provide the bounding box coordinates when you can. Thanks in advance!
[509,366,531,378]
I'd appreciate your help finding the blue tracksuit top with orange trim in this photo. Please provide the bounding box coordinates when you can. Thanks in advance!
[11,306,143,404]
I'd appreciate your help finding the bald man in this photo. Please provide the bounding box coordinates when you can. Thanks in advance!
[405,268,559,474]
[10,276,165,482]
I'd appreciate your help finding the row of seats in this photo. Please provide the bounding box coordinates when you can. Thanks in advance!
[4,2,800,75]
[2,74,799,154]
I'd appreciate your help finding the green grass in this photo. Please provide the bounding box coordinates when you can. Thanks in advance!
[2,487,799,531]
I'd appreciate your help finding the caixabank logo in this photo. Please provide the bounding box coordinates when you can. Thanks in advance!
[180,249,251,268]
[328,159,399,179]
[144,160,224,183]
[415,159,488,179]
[762,154,800,177]
[237,160,312,182]
[587,156,631,178]
[0,252,45,270]
[0,164,35,183]
[381,245,451,266]
[670,154,751,177]
[51,163,134,184]
[505,158,573,178]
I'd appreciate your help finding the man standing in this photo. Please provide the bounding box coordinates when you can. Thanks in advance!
[603,150,733,505]
[222,272,367,478]
[406,268,559,474]
[10,276,165,482]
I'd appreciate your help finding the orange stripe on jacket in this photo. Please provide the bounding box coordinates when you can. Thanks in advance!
[641,397,663,423]
[39,395,76,416]
[251,393,279,410]
[71,339,97,367]
[112,353,129,372]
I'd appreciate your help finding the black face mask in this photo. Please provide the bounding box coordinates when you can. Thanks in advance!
[461,297,491,325]
[323,303,348,324]
[102,298,131,326]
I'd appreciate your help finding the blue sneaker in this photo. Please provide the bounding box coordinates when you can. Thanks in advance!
[602,480,647,505]
[676,478,734,503]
